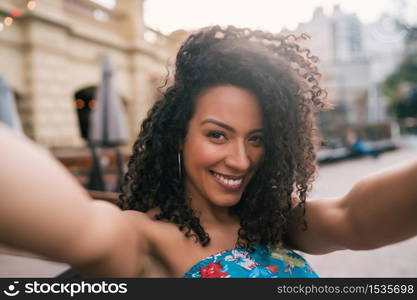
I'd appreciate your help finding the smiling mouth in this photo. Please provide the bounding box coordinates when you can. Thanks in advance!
[209,171,245,190]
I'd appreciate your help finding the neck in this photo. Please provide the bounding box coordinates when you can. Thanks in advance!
[185,188,239,227]
[191,198,238,226]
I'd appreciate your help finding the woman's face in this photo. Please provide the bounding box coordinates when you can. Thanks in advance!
[182,85,265,208]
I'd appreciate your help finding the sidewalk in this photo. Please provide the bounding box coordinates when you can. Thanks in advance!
[0,245,68,277]
[317,138,398,164]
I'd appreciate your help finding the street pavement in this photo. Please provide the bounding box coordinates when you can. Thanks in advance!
[303,135,417,277]
[1,136,416,277]
[0,251,68,277]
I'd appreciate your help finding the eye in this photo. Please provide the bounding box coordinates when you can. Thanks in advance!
[249,135,264,147]
[207,130,227,142]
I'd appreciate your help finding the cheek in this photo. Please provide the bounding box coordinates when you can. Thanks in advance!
[250,147,265,167]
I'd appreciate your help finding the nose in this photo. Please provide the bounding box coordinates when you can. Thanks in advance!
[224,140,251,173]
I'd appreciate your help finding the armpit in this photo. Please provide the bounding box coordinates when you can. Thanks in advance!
[139,253,171,278]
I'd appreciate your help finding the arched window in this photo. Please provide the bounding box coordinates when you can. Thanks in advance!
[74,86,97,140]
[73,86,129,141]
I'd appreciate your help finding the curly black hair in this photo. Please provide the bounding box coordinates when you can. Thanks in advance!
[118,25,330,251]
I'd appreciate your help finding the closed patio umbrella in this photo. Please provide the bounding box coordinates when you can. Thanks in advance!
[88,54,129,146]
[0,77,22,133]
[87,54,129,191]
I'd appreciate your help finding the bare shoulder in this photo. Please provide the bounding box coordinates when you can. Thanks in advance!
[70,203,152,277]
[120,208,174,277]
[119,208,171,248]
[122,209,154,227]
[124,207,182,252]
[121,207,164,226]
[120,210,156,245]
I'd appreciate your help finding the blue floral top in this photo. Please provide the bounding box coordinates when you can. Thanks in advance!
[183,244,318,278]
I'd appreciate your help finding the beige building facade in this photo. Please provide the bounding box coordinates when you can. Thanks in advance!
[295,5,405,126]
[0,0,179,147]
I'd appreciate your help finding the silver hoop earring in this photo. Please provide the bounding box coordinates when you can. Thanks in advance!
[177,152,182,178]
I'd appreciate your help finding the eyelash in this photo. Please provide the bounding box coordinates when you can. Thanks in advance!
[207,131,264,146]
[249,135,264,146]
[207,130,226,141]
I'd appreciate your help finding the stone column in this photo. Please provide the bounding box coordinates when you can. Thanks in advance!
[115,0,145,46]
[115,0,153,141]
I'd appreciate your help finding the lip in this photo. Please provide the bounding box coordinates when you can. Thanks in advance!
[209,170,245,191]
[210,170,245,180]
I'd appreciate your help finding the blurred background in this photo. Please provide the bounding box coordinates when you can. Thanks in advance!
[0,0,416,277]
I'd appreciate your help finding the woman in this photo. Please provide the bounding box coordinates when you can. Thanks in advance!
[0,26,416,278]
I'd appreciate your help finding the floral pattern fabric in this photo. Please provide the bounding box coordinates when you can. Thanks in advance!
[183,244,318,278]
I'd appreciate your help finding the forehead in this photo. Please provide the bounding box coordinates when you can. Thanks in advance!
[192,85,263,128]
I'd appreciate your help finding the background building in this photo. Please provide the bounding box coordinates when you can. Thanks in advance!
[0,0,180,147]
[294,5,405,138]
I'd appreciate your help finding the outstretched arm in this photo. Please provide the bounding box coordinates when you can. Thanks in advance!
[286,159,417,254]
[0,125,148,276]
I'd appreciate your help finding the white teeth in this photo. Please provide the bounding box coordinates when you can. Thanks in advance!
[212,172,243,186]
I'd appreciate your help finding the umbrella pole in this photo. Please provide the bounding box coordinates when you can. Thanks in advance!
[87,144,106,191]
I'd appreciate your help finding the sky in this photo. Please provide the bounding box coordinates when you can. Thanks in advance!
[143,0,402,34]
[93,0,415,35]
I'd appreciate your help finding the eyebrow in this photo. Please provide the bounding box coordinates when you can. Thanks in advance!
[200,118,263,134]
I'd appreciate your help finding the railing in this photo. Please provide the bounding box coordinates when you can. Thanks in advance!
[50,146,131,188]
